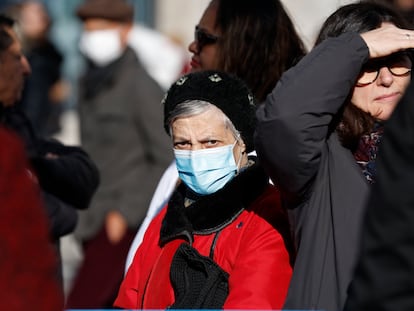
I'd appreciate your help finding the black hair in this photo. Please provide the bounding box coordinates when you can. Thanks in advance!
[316,0,410,45]
[315,1,411,150]
[0,14,14,53]
[212,0,306,102]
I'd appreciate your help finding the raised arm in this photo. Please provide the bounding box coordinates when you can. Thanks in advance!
[256,24,414,204]
[255,32,368,202]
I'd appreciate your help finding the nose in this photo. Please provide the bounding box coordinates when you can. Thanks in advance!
[188,39,199,55]
[21,55,31,76]
[190,143,203,151]
[376,66,393,86]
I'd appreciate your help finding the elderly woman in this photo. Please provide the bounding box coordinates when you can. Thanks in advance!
[255,2,414,311]
[125,0,305,273]
[114,71,293,309]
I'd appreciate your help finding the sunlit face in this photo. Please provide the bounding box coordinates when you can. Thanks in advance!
[351,58,411,121]
[171,106,247,166]
[0,27,31,107]
[188,2,220,72]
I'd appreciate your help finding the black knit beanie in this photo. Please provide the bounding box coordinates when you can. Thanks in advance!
[163,70,257,153]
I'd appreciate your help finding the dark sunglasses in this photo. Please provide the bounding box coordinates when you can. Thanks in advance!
[357,51,413,86]
[194,26,219,51]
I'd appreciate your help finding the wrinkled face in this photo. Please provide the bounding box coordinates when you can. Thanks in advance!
[0,27,31,107]
[171,106,247,165]
[351,54,411,121]
[188,2,220,72]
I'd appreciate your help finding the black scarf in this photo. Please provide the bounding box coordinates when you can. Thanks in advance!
[160,158,269,309]
[80,48,133,100]
[159,158,269,246]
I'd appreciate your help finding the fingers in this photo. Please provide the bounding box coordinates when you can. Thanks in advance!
[360,22,414,58]
[105,211,128,244]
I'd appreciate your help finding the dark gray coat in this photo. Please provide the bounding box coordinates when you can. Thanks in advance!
[255,33,371,311]
[76,47,173,240]
[344,81,414,311]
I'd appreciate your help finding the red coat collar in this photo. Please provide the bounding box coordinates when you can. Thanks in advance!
[159,158,269,246]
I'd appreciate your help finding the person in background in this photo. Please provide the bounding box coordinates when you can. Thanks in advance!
[255,2,414,310]
[0,13,99,288]
[343,82,414,311]
[115,70,294,309]
[13,0,67,137]
[0,127,63,311]
[127,23,188,91]
[66,0,172,308]
[125,0,306,273]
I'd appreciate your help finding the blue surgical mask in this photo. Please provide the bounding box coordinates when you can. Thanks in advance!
[174,142,240,195]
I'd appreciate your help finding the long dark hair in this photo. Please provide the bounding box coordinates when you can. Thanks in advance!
[213,0,306,102]
[315,1,410,150]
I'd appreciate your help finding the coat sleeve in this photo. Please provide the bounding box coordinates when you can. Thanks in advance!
[114,250,143,309]
[3,107,99,210]
[30,139,100,209]
[41,191,78,239]
[223,200,293,309]
[114,207,168,309]
[255,32,368,203]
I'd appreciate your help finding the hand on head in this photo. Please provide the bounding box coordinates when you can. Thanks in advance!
[361,23,414,58]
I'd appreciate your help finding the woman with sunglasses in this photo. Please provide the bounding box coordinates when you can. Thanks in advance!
[255,2,414,311]
[124,0,306,273]
[188,0,305,102]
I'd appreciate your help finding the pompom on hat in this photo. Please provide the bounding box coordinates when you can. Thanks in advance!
[163,70,257,153]
[76,0,134,23]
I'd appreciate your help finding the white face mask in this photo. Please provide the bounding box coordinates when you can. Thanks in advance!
[79,29,123,66]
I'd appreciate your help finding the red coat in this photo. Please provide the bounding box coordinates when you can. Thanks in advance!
[0,127,63,310]
[115,162,293,309]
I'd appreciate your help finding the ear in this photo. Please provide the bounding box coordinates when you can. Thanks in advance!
[238,139,246,154]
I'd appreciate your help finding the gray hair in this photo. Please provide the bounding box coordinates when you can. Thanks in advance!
[167,100,242,141]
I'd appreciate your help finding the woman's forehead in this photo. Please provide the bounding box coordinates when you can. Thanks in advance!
[173,108,225,127]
